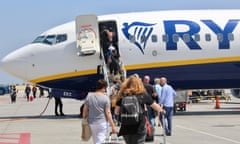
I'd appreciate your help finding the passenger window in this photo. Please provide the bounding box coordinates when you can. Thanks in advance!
[162,34,168,42]
[228,33,234,41]
[151,35,157,43]
[173,34,179,43]
[194,34,200,41]
[183,34,190,42]
[56,34,67,43]
[217,33,223,42]
[205,34,211,41]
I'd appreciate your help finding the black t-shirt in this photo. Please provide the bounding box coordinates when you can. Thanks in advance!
[117,93,154,136]
[144,83,158,101]
[144,83,154,96]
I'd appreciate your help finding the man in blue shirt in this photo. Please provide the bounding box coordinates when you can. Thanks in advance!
[159,77,176,136]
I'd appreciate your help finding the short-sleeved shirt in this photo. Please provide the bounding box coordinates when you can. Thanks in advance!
[144,83,157,102]
[84,93,110,124]
[116,93,154,136]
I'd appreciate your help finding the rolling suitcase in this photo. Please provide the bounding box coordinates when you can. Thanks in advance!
[161,113,167,144]
[145,116,154,142]
[103,132,122,144]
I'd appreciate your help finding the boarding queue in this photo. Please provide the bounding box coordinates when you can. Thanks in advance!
[81,74,176,144]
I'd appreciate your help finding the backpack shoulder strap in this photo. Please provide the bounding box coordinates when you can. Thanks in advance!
[137,94,145,113]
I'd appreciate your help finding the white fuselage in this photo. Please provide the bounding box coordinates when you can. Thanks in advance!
[1,10,240,99]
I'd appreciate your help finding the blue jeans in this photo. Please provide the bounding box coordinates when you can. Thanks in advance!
[147,105,155,127]
[160,106,173,134]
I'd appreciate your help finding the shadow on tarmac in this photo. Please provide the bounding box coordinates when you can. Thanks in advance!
[174,110,240,116]
[0,114,81,120]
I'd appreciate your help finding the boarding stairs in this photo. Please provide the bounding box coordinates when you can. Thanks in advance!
[100,49,126,95]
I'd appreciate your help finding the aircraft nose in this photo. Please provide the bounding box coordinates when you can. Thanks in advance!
[1,43,51,81]
[0,51,20,76]
[0,46,30,79]
[1,54,11,71]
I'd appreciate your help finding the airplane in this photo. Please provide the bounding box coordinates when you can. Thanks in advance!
[1,9,240,100]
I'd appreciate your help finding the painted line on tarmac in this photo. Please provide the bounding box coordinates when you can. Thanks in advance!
[0,116,41,123]
[0,118,26,123]
[0,133,30,144]
[177,125,240,144]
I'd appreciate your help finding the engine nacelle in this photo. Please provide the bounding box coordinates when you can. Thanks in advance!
[231,89,240,98]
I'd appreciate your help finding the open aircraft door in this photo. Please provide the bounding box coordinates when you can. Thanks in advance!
[76,15,100,56]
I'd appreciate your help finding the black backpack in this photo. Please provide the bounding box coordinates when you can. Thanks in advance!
[120,95,143,125]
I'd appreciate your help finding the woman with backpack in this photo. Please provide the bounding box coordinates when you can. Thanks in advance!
[114,75,163,144]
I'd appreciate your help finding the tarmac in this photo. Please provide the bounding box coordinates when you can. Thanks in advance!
[0,90,240,144]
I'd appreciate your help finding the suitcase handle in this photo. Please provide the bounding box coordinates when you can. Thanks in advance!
[106,132,119,143]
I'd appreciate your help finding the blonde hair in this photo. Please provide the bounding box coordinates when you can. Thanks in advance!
[154,78,160,84]
[118,75,145,99]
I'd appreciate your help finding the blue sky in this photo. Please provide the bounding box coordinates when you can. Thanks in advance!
[1,0,240,84]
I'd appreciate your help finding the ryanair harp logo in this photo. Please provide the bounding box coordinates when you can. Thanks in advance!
[122,22,156,54]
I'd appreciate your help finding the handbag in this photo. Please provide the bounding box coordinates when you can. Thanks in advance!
[81,118,92,141]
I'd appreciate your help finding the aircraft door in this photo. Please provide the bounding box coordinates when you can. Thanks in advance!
[75,15,100,55]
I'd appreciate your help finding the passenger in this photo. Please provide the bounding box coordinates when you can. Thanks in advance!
[54,97,64,116]
[109,76,121,125]
[38,86,44,98]
[32,85,37,98]
[143,75,158,127]
[25,84,31,101]
[108,49,120,76]
[114,75,163,144]
[107,44,116,61]
[118,56,124,75]
[9,85,13,103]
[10,85,17,103]
[82,79,117,144]
[107,29,113,42]
[120,74,126,84]
[101,28,113,63]
[154,78,162,127]
[101,27,119,64]
[154,78,161,104]
[159,77,176,136]
[113,75,126,126]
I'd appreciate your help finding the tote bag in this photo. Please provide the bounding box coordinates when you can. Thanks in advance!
[81,118,92,141]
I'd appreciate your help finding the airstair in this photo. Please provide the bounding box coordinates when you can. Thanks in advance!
[100,49,126,95]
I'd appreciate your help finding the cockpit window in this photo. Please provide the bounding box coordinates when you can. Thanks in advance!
[32,36,45,43]
[32,34,67,45]
[56,34,67,43]
[44,35,56,45]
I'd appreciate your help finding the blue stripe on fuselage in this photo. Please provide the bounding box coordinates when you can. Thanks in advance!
[38,61,240,99]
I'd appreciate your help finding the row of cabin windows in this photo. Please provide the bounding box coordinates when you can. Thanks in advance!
[150,33,235,43]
